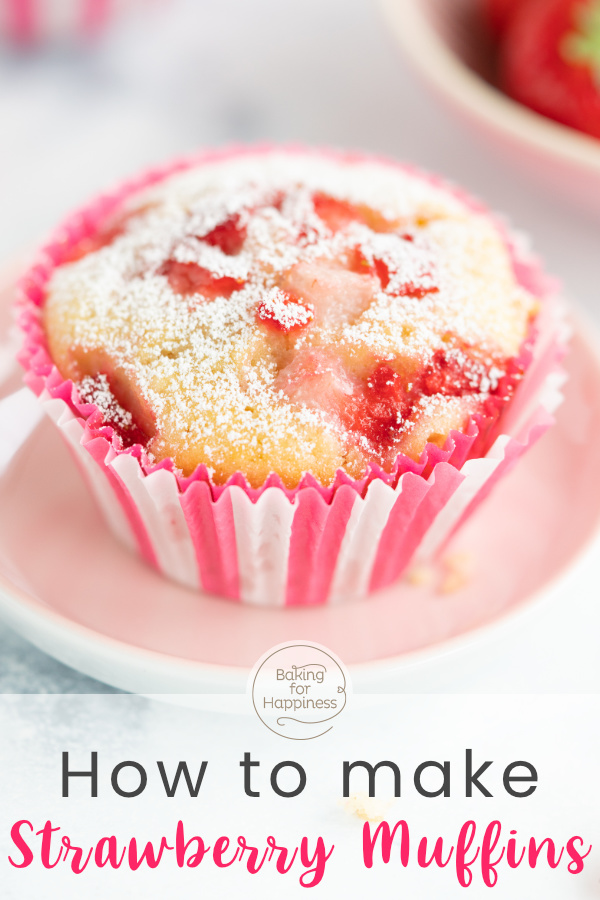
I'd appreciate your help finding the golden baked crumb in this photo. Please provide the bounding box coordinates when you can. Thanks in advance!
[43,152,538,487]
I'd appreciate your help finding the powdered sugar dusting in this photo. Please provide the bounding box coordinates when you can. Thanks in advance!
[256,287,314,332]
[43,151,538,487]
[78,373,134,430]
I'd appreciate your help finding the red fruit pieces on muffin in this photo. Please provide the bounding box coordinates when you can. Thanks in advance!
[43,153,538,487]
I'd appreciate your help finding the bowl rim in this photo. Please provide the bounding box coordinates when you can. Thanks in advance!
[379,0,600,175]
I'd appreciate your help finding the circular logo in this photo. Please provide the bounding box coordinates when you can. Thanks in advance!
[250,642,349,740]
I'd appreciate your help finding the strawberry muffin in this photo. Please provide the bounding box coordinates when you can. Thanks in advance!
[42,152,537,489]
[19,148,563,604]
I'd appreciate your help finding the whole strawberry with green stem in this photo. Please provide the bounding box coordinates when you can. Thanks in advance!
[499,0,600,139]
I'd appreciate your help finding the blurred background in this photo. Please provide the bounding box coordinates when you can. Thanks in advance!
[1,0,600,692]
[0,0,599,317]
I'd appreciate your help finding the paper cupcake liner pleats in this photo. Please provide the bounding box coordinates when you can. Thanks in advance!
[16,147,569,605]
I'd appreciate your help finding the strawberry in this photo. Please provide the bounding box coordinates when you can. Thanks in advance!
[274,349,357,415]
[197,213,247,255]
[73,351,156,448]
[420,348,483,397]
[158,260,245,299]
[255,289,314,333]
[312,192,362,232]
[483,0,522,37]
[349,243,438,299]
[276,351,411,455]
[279,258,376,326]
[312,192,398,234]
[499,0,600,139]
[342,364,411,451]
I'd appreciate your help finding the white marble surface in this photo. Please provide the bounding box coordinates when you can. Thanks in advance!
[0,0,599,693]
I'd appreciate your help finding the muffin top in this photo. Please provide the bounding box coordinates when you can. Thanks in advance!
[43,151,538,487]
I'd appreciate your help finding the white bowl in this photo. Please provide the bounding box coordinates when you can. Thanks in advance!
[380,0,600,217]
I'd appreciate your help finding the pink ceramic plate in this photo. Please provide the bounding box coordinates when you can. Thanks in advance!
[0,272,599,694]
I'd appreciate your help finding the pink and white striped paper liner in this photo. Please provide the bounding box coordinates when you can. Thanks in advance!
[16,147,568,605]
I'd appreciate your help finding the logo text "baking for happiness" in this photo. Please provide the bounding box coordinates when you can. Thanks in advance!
[262,666,338,712]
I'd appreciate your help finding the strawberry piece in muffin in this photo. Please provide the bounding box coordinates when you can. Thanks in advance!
[158,260,246,299]
[197,213,247,255]
[279,258,378,326]
[256,288,314,333]
[275,349,358,414]
[43,152,538,487]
